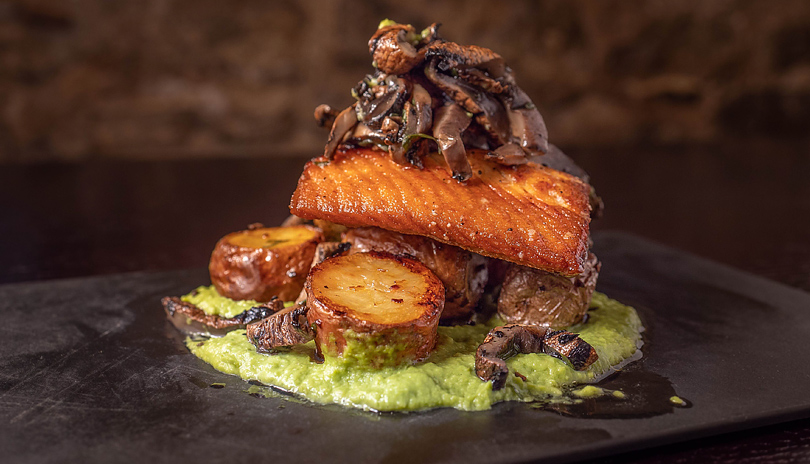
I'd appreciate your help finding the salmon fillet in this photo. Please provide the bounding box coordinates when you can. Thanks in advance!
[289,148,592,276]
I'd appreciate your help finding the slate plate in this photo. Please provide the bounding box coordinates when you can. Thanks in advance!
[2,232,809,464]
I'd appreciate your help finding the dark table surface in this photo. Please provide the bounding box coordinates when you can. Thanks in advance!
[2,140,809,463]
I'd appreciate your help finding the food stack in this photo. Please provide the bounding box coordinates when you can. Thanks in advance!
[164,20,606,390]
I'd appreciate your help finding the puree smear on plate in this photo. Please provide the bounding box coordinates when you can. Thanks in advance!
[187,291,642,412]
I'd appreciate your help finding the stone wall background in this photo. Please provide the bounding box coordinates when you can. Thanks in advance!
[2,0,809,163]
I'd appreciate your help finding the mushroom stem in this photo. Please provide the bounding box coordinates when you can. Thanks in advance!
[314,104,339,128]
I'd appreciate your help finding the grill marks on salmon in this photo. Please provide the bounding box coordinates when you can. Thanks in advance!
[290,148,591,276]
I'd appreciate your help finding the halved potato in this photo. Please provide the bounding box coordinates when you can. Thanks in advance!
[209,225,323,302]
[305,251,444,367]
[342,227,488,324]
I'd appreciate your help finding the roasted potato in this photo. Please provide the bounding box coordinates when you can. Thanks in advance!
[497,252,600,328]
[209,225,323,302]
[342,227,487,324]
[305,251,444,367]
[293,241,352,305]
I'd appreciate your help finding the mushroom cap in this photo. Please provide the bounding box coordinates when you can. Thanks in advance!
[369,24,424,75]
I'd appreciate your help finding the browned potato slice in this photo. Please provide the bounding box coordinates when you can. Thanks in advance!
[343,227,488,324]
[293,241,352,305]
[305,251,444,367]
[209,225,323,302]
[497,252,600,328]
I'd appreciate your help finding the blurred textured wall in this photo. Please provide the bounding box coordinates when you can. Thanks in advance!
[2,0,810,163]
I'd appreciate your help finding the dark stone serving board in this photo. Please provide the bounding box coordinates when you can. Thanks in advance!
[2,232,809,464]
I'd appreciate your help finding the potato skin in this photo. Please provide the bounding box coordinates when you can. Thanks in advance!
[497,253,600,328]
[342,227,488,324]
[305,251,444,367]
[209,225,323,302]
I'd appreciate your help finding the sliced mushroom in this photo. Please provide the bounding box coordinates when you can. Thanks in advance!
[324,104,359,158]
[349,122,388,146]
[488,143,528,166]
[544,329,600,370]
[411,83,433,134]
[390,102,417,164]
[475,324,598,390]
[162,296,283,337]
[424,41,506,78]
[246,303,314,353]
[357,76,409,128]
[425,58,510,142]
[432,102,472,181]
[390,83,434,165]
[458,67,507,94]
[508,107,548,154]
[507,95,548,153]
[316,20,567,181]
[423,59,479,113]
[500,86,548,154]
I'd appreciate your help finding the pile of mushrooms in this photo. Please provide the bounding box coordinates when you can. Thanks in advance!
[316,20,550,182]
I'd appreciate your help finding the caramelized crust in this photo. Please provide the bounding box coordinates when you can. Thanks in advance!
[343,227,487,324]
[306,252,444,367]
[290,148,591,276]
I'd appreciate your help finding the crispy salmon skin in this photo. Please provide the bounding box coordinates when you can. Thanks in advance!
[290,148,591,276]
